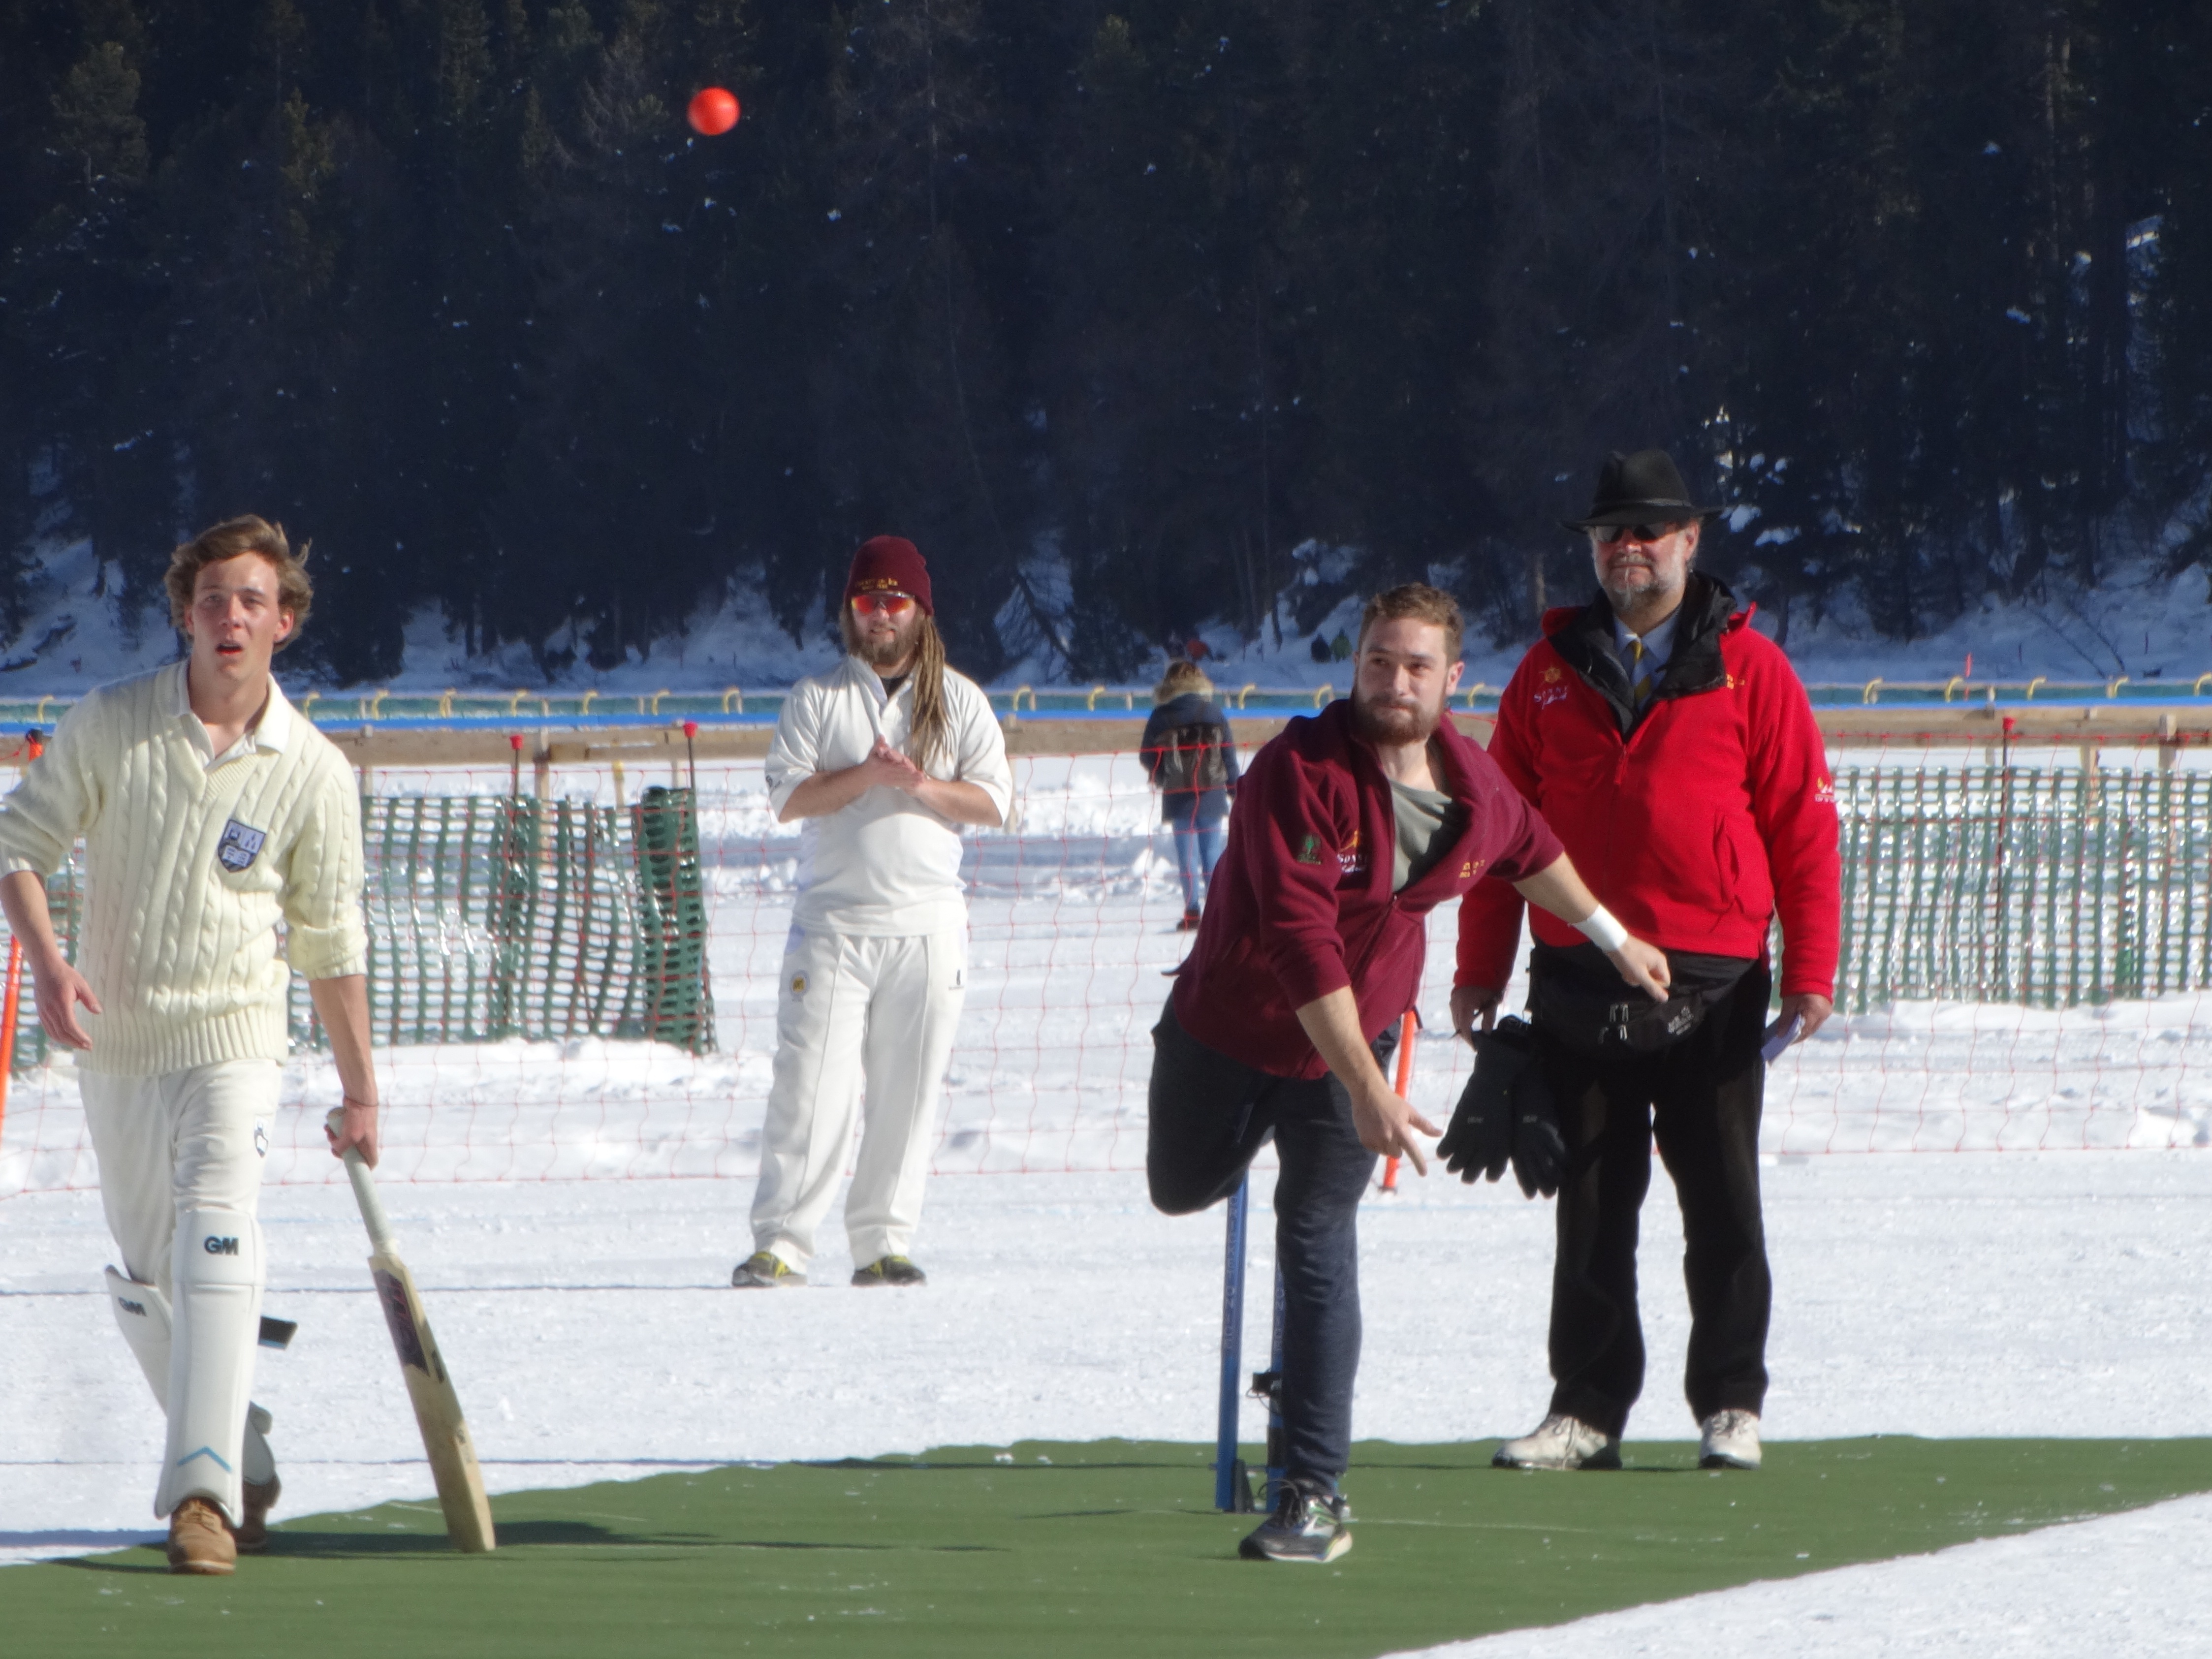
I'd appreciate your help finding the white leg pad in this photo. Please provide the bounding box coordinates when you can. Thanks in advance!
[157,1208,263,1521]
[105,1267,172,1409]
[243,1404,276,1487]
[105,1268,276,1485]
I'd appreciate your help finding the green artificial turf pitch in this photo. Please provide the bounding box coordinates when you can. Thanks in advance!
[11,1437,2212,1658]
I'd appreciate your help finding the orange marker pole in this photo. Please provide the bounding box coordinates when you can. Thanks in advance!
[1378,1010,1418,1193]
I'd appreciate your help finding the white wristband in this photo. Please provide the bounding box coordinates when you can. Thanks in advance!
[1574,905,1630,953]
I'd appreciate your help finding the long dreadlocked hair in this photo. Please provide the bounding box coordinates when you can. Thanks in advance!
[843,607,951,776]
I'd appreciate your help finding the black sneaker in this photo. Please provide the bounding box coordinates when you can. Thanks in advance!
[731,1251,800,1288]
[852,1255,928,1287]
[1238,1478,1352,1563]
[1177,908,1202,932]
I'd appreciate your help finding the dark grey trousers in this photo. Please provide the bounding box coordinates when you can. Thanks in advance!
[1145,998,1390,1490]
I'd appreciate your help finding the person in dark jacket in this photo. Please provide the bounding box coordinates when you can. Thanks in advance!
[1140,661,1241,929]
[1457,449,1841,1477]
[1149,583,1671,1564]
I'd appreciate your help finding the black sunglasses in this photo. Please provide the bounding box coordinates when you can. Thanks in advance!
[1591,522,1687,545]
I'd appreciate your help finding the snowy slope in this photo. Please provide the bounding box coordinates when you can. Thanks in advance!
[7,533,2211,698]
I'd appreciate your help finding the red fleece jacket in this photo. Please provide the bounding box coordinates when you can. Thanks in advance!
[1172,698,1562,1079]
[1456,587,1841,999]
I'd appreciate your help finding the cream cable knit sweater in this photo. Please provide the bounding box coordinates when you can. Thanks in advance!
[0,663,368,1076]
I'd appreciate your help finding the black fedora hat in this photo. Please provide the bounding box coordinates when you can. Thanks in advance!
[1563,449,1720,532]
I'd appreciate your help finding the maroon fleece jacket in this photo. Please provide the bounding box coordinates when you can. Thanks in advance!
[1457,586,1841,999]
[1171,698,1562,1079]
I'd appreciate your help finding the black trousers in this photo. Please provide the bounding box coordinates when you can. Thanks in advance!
[1146,999,1389,1490]
[1539,963,1772,1438]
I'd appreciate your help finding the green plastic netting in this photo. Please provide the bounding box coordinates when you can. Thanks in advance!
[6,766,2212,1069]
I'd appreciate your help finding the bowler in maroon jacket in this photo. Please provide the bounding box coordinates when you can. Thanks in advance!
[1150,583,1670,1564]
[1458,449,1843,1477]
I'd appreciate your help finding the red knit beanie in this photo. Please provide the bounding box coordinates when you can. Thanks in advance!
[844,535,933,617]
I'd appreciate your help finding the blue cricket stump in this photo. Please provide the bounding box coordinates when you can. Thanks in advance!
[1213,1176,1251,1511]
[1214,1174,1289,1513]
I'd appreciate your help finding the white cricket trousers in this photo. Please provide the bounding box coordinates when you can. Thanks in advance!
[81,1059,281,1523]
[750,928,966,1272]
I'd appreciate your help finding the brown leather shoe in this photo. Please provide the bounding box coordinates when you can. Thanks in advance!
[166,1496,237,1575]
[237,1474,281,1553]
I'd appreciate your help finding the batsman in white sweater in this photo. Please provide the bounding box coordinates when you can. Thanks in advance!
[0,516,379,1575]
[734,536,1011,1290]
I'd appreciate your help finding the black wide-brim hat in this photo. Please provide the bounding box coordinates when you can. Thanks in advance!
[1562,448,1722,532]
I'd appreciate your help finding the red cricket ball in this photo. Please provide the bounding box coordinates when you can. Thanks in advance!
[687,87,740,136]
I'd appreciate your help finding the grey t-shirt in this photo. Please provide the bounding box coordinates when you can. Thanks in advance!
[1390,779,1465,893]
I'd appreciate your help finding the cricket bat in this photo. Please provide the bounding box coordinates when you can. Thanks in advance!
[328,1111,496,1553]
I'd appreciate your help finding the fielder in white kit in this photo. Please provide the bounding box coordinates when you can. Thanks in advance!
[0,516,379,1574]
[734,535,1011,1289]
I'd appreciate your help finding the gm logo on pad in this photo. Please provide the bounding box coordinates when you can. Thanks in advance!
[204,1236,240,1255]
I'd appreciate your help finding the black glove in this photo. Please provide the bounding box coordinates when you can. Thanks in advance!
[1439,1017,1536,1184]
[1507,1059,1566,1199]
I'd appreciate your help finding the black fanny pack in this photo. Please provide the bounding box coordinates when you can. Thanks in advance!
[1527,944,1753,1055]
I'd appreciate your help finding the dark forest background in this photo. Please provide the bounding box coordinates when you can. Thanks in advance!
[4,0,2211,684]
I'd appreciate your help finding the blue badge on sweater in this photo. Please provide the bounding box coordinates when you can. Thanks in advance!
[217,818,267,873]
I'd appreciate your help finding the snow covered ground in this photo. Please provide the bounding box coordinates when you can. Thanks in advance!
[4,1153,2211,1659]
[1406,1490,2212,1658]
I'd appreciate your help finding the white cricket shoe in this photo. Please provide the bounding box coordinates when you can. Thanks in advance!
[1492,1412,1621,1470]
[1699,1409,1762,1470]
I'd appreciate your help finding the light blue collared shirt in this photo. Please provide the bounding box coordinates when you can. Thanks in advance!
[1613,607,1683,688]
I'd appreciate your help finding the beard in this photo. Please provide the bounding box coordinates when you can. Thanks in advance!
[1597,546,1688,609]
[844,610,920,671]
[1351,687,1442,747]
[857,628,910,668]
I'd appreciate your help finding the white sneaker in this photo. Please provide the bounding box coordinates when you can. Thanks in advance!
[1492,1412,1621,1470]
[1699,1409,1762,1470]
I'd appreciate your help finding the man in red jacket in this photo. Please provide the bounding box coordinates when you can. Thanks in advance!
[1457,449,1841,1476]
[1151,583,1670,1563]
